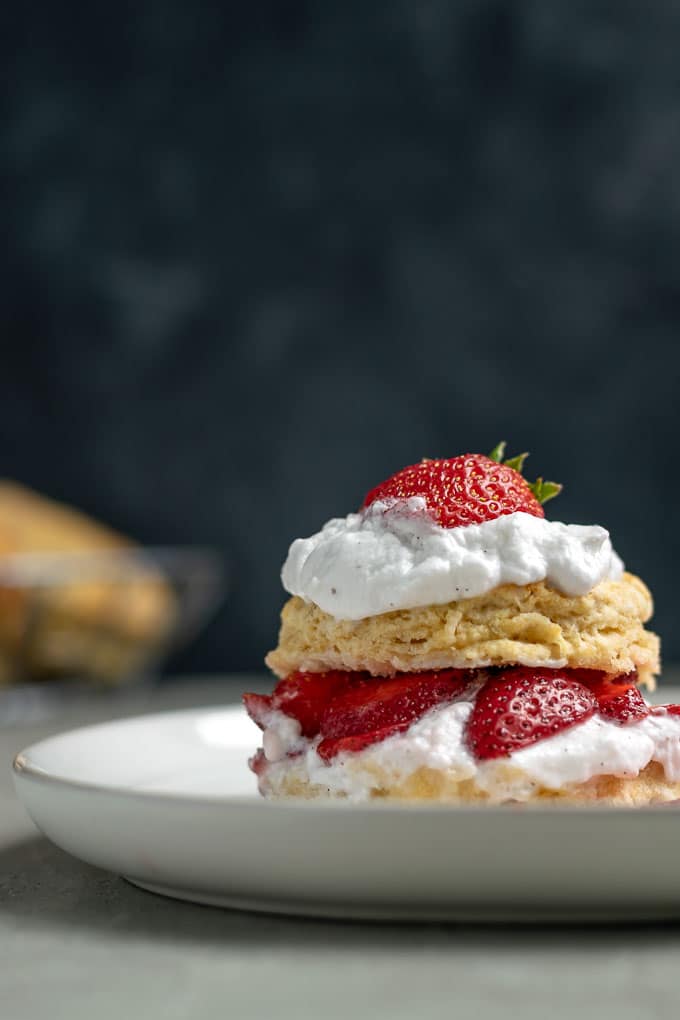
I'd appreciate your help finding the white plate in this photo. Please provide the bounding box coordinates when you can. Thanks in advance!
[13,704,680,921]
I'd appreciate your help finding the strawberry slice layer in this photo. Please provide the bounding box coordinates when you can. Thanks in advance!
[567,669,648,725]
[242,693,273,730]
[245,665,657,769]
[317,670,473,762]
[244,668,474,765]
[244,670,364,737]
[317,725,405,763]
[466,667,597,760]
[598,687,649,724]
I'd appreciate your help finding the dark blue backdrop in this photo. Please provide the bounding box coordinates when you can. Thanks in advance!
[3,2,680,672]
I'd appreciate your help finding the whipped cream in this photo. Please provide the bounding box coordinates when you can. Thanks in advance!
[282,501,624,620]
[259,699,680,802]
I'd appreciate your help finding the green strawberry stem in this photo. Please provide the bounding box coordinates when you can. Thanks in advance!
[504,452,529,473]
[529,477,562,505]
[488,441,506,463]
[488,442,562,505]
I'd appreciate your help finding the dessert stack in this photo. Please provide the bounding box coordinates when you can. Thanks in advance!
[245,446,680,804]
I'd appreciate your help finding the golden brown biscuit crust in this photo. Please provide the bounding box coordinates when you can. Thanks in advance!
[266,573,660,688]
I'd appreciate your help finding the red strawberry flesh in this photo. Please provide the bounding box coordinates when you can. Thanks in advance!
[466,667,597,760]
[362,455,543,528]
[317,726,405,763]
[248,748,267,777]
[317,669,473,760]
[567,670,649,725]
[242,693,273,730]
[652,705,680,717]
[244,670,363,738]
[597,686,649,724]
[244,666,661,766]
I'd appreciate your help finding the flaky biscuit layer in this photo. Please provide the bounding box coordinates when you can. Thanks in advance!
[260,760,679,806]
[266,573,660,688]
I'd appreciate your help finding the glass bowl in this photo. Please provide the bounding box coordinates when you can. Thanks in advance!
[0,546,226,689]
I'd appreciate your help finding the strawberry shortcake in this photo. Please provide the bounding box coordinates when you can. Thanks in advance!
[244,445,680,804]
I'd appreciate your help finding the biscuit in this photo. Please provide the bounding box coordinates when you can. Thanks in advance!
[266,572,659,688]
[260,759,680,806]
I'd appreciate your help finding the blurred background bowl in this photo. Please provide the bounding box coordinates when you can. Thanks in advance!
[0,546,225,689]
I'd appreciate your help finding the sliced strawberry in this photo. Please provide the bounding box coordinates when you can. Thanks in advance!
[244,670,363,737]
[319,669,473,751]
[270,670,363,737]
[248,749,267,777]
[317,726,400,763]
[242,693,274,730]
[561,668,609,688]
[569,669,636,698]
[466,667,596,760]
[569,670,649,725]
[652,705,680,717]
[596,686,649,724]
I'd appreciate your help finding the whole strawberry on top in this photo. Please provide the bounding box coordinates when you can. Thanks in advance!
[362,442,562,528]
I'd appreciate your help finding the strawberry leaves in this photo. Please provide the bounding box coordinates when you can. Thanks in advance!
[529,477,563,506]
[488,442,562,507]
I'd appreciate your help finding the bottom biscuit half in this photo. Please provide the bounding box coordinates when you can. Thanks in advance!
[259,760,680,807]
